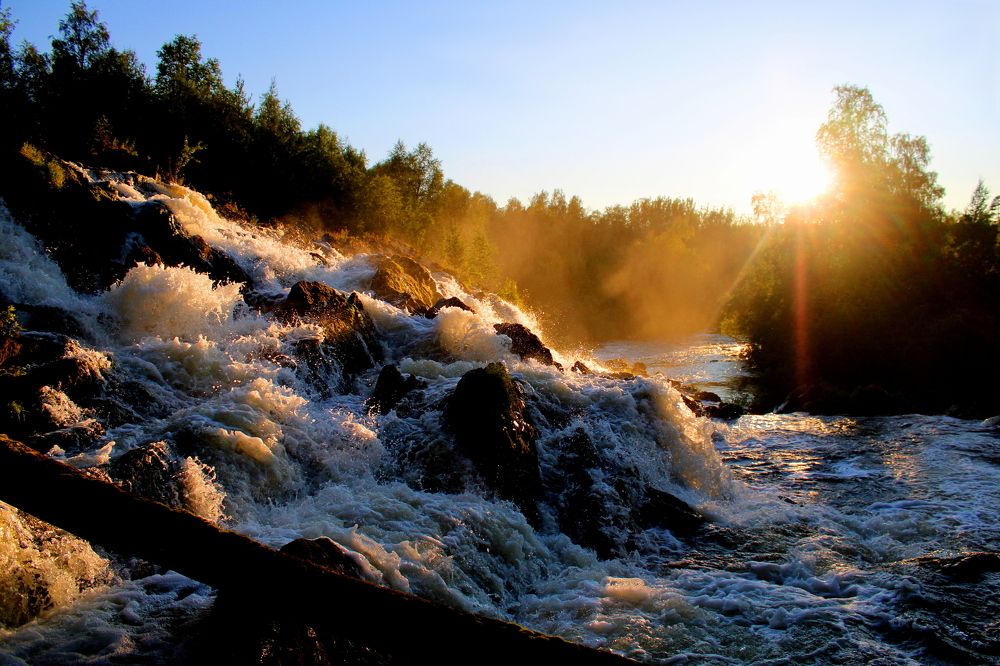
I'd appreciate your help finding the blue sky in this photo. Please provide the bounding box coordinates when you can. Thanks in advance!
[5,0,999,214]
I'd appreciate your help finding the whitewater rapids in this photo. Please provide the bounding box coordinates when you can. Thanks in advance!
[0,172,997,664]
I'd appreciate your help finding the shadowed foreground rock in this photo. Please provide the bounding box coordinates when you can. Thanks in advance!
[0,435,634,665]
[446,362,542,523]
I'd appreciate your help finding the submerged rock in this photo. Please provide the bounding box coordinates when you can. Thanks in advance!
[447,362,541,522]
[494,322,559,368]
[108,441,184,509]
[366,364,425,415]
[277,281,383,390]
[544,429,705,558]
[368,254,442,314]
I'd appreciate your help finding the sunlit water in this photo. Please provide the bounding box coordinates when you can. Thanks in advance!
[0,173,997,664]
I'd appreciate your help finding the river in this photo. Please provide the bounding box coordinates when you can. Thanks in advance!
[0,172,998,664]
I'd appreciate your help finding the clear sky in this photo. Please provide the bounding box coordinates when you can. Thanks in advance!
[5,0,999,214]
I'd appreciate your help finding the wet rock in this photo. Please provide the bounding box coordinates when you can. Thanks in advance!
[602,358,647,377]
[425,296,473,319]
[447,362,541,522]
[108,441,185,509]
[907,551,1000,581]
[366,364,425,415]
[545,429,630,558]
[494,322,559,368]
[277,281,383,389]
[634,486,706,534]
[571,360,592,375]
[369,255,442,314]
[10,304,90,340]
[279,537,366,581]
[28,418,105,455]
[544,429,705,558]
[704,402,746,420]
[130,202,251,287]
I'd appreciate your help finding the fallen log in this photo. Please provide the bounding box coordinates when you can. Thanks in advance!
[0,435,635,664]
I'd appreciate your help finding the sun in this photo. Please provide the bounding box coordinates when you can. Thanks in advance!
[752,128,835,207]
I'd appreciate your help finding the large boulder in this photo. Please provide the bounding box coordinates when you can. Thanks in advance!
[446,363,541,522]
[276,281,383,390]
[368,255,442,314]
[494,322,559,368]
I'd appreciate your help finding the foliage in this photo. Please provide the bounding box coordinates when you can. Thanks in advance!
[723,86,1000,415]
[1,306,22,340]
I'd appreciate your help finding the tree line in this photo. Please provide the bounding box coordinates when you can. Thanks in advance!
[0,1,763,344]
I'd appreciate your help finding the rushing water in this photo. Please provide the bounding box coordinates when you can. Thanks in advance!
[0,173,998,664]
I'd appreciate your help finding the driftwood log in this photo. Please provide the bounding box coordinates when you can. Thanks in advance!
[0,435,636,664]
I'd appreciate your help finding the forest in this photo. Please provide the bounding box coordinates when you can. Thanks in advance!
[2,2,998,415]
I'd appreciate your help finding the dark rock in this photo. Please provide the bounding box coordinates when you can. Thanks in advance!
[130,202,251,286]
[369,255,442,314]
[366,364,425,415]
[681,393,706,416]
[494,322,559,368]
[704,402,746,420]
[276,281,383,389]
[693,390,722,403]
[28,418,105,455]
[108,441,184,509]
[279,537,366,581]
[447,363,541,522]
[0,337,21,368]
[571,360,592,374]
[425,296,473,319]
[543,429,706,558]
[634,486,706,535]
[545,429,630,558]
[11,304,90,339]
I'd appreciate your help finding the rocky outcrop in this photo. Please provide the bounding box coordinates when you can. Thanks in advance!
[366,364,425,415]
[276,281,383,391]
[368,255,442,314]
[494,322,559,368]
[446,363,541,522]
[1,148,251,293]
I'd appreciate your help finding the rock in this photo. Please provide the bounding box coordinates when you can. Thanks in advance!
[425,296,473,319]
[279,537,366,581]
[494,322,559,368]
[369,255,442,314]
[366,364,425,415]
[276,281,383,388]
[543,429,705,558]
[634,486,706,534]
[571,361,592,374]
[108,441,184,509]
[704,402,745,420]
[602,358,647,377]
[447,363,541,522]
[28,418,105,455]
[0,337,22,368]
[130,202,251,287]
